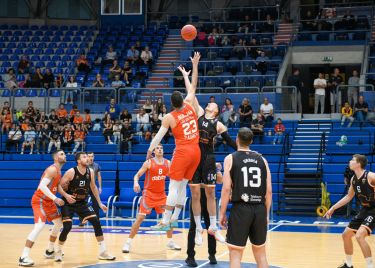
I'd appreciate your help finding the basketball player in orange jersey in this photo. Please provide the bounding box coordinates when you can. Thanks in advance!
[19,150,67,266]
[147,52,201,231]
[122,144,181,253]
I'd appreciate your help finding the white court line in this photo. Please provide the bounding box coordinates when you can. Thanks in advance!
[196,223,283,267]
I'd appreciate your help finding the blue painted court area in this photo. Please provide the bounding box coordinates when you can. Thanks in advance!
[78,260,282,268]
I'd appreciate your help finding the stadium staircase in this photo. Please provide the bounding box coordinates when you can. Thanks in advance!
[372,19,375,41]
[278,119,329,215]
[273,22,296,45]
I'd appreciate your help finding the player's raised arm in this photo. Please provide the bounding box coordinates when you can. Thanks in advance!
[147,115,171,159]
[217,121,237,150]
[133,160,151,193]
[184,52,201,115]
[37,166,64,206]
[219,154,233,229]
[58,168,76,204]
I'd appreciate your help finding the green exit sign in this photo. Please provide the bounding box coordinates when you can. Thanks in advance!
[322,56,333,62]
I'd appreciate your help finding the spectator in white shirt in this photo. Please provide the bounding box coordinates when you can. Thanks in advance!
[102,46,117,66]
[140,46,153,67]
[6,124,22,152]
[65,75,78,105]
[260,98,274,126]
[314,72,327,114]
[21,126,36,154]
[136,108,150,133]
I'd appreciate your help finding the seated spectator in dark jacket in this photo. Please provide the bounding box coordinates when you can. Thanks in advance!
[256,51,269,75]
[120,109,132,123]
[18,56,30,74]
[262,14,275,32]
[43,68,54,89]
[251,114,265,144]
[120,120,134,153]
[76,53,90,73]
[238,98,253,127]
[31,68,43,88]
[354,96,368,126]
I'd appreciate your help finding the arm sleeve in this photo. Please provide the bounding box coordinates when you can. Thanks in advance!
[38,178,57,201]
[221,131,237,150]
[148,126,169,152]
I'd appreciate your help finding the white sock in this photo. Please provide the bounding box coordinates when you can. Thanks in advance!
[126,238,133,244]
[168,238,173,244]
[346,255,353,267]
[194,216,203,230]
[47,241,54,252]
[98,241,106,253]
[21,247,30,258]
[365,257,373,268]
[209,216,217,229]
[170,207,182,222]
[56,243,63,252]
[162,209,173,225]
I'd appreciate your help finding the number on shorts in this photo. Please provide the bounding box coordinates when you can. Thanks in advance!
[366,216,374,223]
[182,120,197,136]
[241,167,261,188]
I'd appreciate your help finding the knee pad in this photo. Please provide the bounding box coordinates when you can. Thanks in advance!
[27,221,45,242]
[87,216,103,237]
[59,220,72,242]
[51,218,63,237]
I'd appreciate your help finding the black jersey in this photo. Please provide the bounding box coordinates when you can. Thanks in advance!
[230,150,267,204]
[352,170,375,207]
[65,167,92,203]
[198,116,218,154]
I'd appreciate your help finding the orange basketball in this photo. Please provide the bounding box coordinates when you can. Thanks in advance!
[181,25,197,41]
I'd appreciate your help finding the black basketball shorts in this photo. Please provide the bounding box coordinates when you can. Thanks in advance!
[348,206,375,234]
[191,153,217,185]
[226,203,267,247]
[61,202,97,222]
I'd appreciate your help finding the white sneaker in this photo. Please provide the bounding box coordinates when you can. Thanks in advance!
[195,229,204,246]
[44,249,54,259]
[122,242,131,253]
[19,256,34,266]
[98,251,116,260]
[54,250,63,262]
[20,152,24,155]
[108,141,114,144]
[208,227,226,243]
[166,240,181,251]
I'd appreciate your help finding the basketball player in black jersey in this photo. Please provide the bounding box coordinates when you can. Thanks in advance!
[56,152,115,262]
[219,127,272,268]
[325,154,375,268]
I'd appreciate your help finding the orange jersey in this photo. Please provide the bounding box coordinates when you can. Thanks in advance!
[74,130,85,140]
[56,108,68,118]
[170,102,199,146]
[73,116,83,124]
[143,158,169,196]
[33,164,61,201]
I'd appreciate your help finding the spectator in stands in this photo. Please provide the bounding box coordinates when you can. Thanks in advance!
[302,10,317,31]
[122,61,132,85]
[25,101,36,121]
[232,39,246,60]
[287,68,304,113]
[195,27,207,46]
[112,120,122,144]
[238,19,252,34]
[209,96,216,103]
[262,14,275,32]
[173,66,184,87]
[65,75,78,105]
[21,118,30,132]
[120,109,132,123]
[127,46,140,65]
[221,35,231,46]
[37,123,50,153]
[273,118,285,144]
[69,105,79,122]
[93,118,101,131]
[103,113,114,144]
[1,109,12,133]
[1,101,10,115]
[354,95,368,126]
[111,74,125,89]
[314,72,327,114]
[92,73,105,88]
[48,109,59,127]
[143,99,154,114]
[136,108,150,133]
[255,51,269,75]
[154,98,164,115]
[108,60,122,81]
[251,114,265,143]
[21,126,36,154]
[17,56,30,74]
[341,102,355,127]
[120,120,134,154]
[83,109,92,130]
[238,98,253,127]
[140,46,153,68]
[208,28,219,46]
[54,72,63,88]
[248,38,260,59]
[42,68,54,89]
[47,125,61,153]
[158,105,167,121]
[35,111,47,128]
[105,98,120,120]
[30,68,43,88]
[19,74,32,88]
[73,111,84,126]
[348,70,360,107]
[134,41,143,54]
[102,46,117,66]
[6,124,22,152]
[76,53,90,73]
[56,103,68,122]
[72,124,86,154]
[260,98,274,126]
[150,113,161,138]
[61,124,74,152]
[221,98,234,126]
[3,68,18,90]
[328,68,344,113]
[342,10,356,30]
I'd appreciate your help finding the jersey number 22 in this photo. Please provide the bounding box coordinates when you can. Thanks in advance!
[241,167,261,187]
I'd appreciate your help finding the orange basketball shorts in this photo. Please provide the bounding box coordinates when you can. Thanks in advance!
[169,143,201,181]
[31,195,61,223]
[139,192,167,215]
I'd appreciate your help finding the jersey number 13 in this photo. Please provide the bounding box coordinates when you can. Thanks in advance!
[241,167,261,188]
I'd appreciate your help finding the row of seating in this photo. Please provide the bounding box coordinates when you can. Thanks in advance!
[0,24,97,31]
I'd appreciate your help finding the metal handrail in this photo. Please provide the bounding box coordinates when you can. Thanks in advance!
[317,132,326,179]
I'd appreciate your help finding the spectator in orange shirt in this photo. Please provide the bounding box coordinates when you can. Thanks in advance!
[73,111,84,125]
[61,124,74,152]
[273,118,285,144]
[56,103,68,120]
[83,109,92,129]
[69,105,79,119]
[21,119,30,132]
[1,109,12,133]
[76,53,90,73]
[72,124,86,154]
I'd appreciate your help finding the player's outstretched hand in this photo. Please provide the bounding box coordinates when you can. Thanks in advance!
[100,203,108,212]
[219,213,227,230]
[324,207,334,219]
[177,65,191,77]
[65,194,76,204]
[146,150,153,160]
[190,51,201,66]
[133,182,141,193]
[54,197,65,207]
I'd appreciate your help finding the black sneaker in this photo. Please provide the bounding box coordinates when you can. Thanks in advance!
[338,263,353,268]
[185,257,198,267]
[209,255,217,264]
[44,250,54,259]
